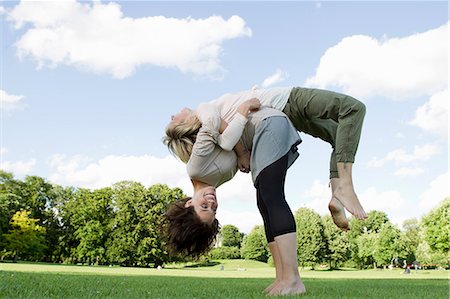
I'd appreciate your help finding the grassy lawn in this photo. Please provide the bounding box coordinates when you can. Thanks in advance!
[0,260,448,298]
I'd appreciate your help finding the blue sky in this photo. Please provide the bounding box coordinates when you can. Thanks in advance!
[1,1,448,233]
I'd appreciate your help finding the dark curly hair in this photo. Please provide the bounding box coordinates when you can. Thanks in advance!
[164,197,220,258]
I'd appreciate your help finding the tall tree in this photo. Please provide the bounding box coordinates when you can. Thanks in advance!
[374,222,408,267]
[294,208,326,268]
[0,171,23,251]
[221,224,244,248]
[53,186,79,263]
[3,210,46,262]
[241,225,268,262]
[356,231,377,268]
[106,182,183,267]
[348,210,389,268]
[402,218,421,262]
[421,198,450,255]
[21,175,63,262]
[73,187,113,265]
[322,215,351,268]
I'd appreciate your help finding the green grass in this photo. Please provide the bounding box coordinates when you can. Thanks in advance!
[0,260,448,298]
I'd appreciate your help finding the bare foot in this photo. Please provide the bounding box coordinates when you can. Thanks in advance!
[328,197,349,231]
[264,280,280,294]
[333,179,367,220]
[268,279,306,296]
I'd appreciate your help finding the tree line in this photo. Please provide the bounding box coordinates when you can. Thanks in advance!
[222,200,449,269]
[0,170,448,269]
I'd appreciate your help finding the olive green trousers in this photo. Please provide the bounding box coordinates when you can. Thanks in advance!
[283,87,366,179]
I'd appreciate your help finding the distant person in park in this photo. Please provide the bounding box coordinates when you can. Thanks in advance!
[163,86,366,296]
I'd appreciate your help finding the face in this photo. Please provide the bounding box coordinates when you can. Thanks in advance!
[184,185,218,224]
[171,107,193,124]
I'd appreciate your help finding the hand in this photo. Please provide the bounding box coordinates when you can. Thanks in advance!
[245,98,261,112]
[238,98,260,116]
[237,151,251,173]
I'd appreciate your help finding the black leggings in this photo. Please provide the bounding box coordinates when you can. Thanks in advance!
[255,153,296,243]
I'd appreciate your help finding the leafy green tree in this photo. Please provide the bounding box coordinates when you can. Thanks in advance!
[402,218,421,262]
[348,210,389,267]
[209,246,241,259]
[21,176,53,221]
[62,187,113,264]
[77,188,112,264]
[221,225,244,248]
[348,210,389,239]
[241,225,268,262]
[295,208,326,268]
[3,210,47,262]
[50,185,77,263]
[421,198,450,255]
[356,231,377,268]
[415,238,448,268]
[53,186,80,263]
[0,171,25,252]
[374,222,408,267]
[322,215,351,268]
[15,175,63,262]
[106,182,183,267]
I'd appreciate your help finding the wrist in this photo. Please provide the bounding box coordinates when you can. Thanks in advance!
[236,148,249,156]
[238,103,250,117]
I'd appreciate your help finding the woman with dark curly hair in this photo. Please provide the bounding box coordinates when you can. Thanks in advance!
[164,187,219,258]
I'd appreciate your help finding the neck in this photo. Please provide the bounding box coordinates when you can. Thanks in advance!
[191,179,210,192]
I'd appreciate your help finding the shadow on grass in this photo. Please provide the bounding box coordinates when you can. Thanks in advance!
[183,261,221,268]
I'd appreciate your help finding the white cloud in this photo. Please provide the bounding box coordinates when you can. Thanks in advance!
[0,6,5,15]
[1,159,36,176]
[216,171,255,202]
[409,88,449,139]
[48,153,192,191]
[297,180,331,216]
[368,143,441,168]
[0,89,26,111]
[394,166,424,177]
[419,172,449,211]
[7,1,252,79]
[0,147,8,156]
[360,186,407,227]
[261,69,289,88]
[305,23,448,100]
[217,209,262,234]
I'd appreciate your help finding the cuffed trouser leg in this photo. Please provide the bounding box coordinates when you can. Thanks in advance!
[283,87,366,179]
[256,154,296,243]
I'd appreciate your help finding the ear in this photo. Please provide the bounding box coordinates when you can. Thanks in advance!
[184,199,193,208]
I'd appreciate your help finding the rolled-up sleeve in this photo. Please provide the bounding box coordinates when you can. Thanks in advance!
[196,102,247,152]
[217,113,247,151]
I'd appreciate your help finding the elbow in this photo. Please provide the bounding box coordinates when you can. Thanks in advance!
[221,143,234,152]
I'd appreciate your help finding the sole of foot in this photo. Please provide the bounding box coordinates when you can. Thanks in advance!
[329,197,349,231]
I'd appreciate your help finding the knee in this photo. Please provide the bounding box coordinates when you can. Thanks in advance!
[354,100,366,116]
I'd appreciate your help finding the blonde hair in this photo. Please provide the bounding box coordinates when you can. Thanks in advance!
[163,115,202,163]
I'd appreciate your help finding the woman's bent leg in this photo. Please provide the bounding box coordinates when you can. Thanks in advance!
[284,88,367,219]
